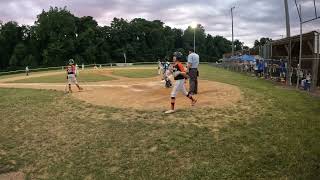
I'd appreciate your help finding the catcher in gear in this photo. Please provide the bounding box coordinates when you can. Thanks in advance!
[66,59,83,93]
[165,52,197,114]
[163,61,172,88]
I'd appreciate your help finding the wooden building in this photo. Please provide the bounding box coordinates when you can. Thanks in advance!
[264,31,320,89]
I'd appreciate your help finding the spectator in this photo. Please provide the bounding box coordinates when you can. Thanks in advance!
[254,60,259,77]
[280,60,286,78]
[258,60,264,77]
[264,60,268,78]
[305,72,311,91]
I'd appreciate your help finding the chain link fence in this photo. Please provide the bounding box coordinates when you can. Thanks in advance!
[214,58,319,92]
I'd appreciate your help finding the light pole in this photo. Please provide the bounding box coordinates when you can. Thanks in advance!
[284,0,291,38]
[284,0,292,86]
[231,7,235,57]
[191,23,197,52]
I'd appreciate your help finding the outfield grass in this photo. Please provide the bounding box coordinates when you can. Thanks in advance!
[0,73,24,80]
[8,71,115,83]
[0,65,319,179]
[0,70,60,80]
[112,68,158,78]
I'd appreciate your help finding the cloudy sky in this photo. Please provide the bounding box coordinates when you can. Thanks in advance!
[0,0,319,46]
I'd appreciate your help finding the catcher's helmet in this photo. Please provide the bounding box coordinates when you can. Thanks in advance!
[173,52,183,60]
[69,59,74,65]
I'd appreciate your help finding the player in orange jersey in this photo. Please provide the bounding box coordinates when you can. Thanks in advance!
[165,52,197,114]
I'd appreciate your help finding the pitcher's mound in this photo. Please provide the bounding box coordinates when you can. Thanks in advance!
[74,78,242,110]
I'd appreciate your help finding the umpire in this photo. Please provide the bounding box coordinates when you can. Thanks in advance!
[187,48,199,95]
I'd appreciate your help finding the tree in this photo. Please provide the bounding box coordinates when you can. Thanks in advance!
[0,6,250,70]
[35,7,77,66]
[22,55,37,67]
[212,36,232,58]
[183,24,206,55]
[253,37,272,48]
[234,39,244,51]
[0,21,23,69]
[9,55,18,67]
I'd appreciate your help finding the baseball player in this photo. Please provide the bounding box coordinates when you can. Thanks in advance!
[158,60,162,75]
[66,59,83,93]
[165,52,197,114]
[25,66,29,76]
[162,61,173,88]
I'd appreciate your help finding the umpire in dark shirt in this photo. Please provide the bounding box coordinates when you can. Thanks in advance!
[187,49,199,95]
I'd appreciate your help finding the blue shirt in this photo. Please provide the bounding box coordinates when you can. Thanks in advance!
[258,62,264,70]
[163,62,170,70]
[187,53,199,68]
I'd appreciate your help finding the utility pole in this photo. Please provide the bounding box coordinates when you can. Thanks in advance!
[231,7,235,57]
[297,4,302,89]
[194,27,196,52]
[284,0,291,37]
[284,0,292,86]
[191,23,197,52]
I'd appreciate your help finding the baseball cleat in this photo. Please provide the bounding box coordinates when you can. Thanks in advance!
[165,110,175,114]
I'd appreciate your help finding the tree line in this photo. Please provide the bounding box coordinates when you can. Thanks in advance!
[0,7,246,71]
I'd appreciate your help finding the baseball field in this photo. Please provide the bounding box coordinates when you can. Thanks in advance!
[0,64,319,179]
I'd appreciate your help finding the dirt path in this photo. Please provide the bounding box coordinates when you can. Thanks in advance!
[0,68,242,110]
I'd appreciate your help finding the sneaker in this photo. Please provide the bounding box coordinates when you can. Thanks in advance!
[191,99,197,106]
[165,110,175,114]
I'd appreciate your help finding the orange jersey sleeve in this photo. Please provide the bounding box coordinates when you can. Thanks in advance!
[177,63,186,72]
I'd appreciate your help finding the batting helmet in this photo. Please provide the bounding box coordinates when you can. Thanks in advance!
[173,52,183,60]
[69,59,74,65]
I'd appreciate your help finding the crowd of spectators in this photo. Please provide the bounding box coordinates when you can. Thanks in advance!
[220,57,312,91]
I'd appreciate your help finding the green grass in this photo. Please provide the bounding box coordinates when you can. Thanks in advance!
[8,71,115,83]
[0,70,60,80]
[0,65,319,179]
[0,73,24,80]
[112,68,158,78]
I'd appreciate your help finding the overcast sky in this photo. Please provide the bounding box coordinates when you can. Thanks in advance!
[0,0,319,46]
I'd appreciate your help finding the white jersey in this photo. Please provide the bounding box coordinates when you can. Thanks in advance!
[75,64,79,75]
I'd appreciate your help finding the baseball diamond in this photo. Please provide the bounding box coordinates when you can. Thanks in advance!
[1,0,320,179]
[0,67,241,110]
[0,64,319,179]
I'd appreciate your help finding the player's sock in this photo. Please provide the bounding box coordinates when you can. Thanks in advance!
[171,102,175,110]
[76,84,83,90]
[171,97,175,110]
[68,85,72,93]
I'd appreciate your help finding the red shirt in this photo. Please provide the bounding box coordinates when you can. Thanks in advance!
[67,65,76,74]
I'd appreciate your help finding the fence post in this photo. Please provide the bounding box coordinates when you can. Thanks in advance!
[311,32,320,91]
[312,32,320,91]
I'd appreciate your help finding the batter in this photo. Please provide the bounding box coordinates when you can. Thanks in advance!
[165,52,197,114]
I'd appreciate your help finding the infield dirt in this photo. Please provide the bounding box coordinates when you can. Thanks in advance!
[0,68,242,110]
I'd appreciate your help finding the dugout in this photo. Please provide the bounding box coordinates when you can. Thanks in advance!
[264,31,320,88]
